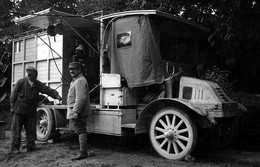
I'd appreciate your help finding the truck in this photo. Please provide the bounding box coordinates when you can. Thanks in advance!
[12,8,246,160]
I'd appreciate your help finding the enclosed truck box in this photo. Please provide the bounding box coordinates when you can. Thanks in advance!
[13,8,246,160]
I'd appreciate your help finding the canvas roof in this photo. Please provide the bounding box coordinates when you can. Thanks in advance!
[14,8,99,29]
[99,10,209,32]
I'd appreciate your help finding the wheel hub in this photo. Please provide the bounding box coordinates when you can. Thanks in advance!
[40,119,48,127]
[164,129,177,141]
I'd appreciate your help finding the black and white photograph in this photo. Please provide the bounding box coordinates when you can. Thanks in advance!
[0,0,259,166]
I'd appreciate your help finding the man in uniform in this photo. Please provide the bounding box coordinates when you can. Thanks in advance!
[10,66,62,153]
[67,62,92,160]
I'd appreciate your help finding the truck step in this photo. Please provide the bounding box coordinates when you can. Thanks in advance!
[57,127,70,131]
[121,123,136,129]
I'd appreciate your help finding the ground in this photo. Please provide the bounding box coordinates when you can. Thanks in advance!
[0,95,260,167]
[0,126,260,167]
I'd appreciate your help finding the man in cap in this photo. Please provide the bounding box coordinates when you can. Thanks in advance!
[9,66,62,153]
[67,62,92,160]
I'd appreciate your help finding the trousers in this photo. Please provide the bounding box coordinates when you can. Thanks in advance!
[11,113,37,150]
[69,117,87,135]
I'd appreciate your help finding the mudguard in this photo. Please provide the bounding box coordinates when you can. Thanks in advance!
[134,98,208,134]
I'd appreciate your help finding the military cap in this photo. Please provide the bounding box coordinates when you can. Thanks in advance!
[26,66,37,74]
[68,62,82,69]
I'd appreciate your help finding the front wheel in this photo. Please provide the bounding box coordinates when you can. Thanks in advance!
[149,107,197,160]
[36,107,54,142]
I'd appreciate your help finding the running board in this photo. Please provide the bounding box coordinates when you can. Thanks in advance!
[121,123,136,129]
[57,127,70,131]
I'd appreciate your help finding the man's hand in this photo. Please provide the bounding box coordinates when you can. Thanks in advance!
[73,112,78,119]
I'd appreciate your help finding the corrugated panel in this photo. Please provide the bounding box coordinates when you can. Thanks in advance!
[25,38,36,61]
[13,64,23,82]
[36,60,48,81]
[49,59,62,81]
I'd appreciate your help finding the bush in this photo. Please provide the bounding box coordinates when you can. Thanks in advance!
[201,65,236,94]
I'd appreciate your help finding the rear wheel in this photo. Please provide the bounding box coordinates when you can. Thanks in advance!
[36,107,54,142]
[149,107,197,160]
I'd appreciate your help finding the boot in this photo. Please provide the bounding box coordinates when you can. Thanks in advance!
[72,133,88,160]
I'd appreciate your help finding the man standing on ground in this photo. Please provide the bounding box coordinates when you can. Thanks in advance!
[67,62,92,160]
[9,66,62,153]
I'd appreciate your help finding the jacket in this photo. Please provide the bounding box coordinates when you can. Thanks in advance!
[66,74,91,119]
[10,77,59,115]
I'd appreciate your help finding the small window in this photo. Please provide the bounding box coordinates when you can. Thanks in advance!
[14,41,22,53]
[182,86,192,100]
[117,31,131,48]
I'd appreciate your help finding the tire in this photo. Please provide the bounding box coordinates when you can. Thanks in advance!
[36,107,55,142]
[149,107,197,160]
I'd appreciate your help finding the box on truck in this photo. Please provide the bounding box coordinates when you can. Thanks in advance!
[13,8,246,160]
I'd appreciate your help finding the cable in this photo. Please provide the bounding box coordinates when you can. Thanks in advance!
[89,84,100,94]
[47,34,70,83]
[36,34,63,59]
[60,16,99,55]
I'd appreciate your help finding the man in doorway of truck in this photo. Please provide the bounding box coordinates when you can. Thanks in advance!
[67,62,94,160]
[9,66,62,154]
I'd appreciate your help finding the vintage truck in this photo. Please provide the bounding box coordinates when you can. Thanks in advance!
[13,8,246,160]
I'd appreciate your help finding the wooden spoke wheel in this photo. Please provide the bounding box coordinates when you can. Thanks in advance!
[149,107,197,160]
[36,107,54,142]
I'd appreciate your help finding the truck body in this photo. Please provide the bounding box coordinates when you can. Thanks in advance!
[13,9,245,160]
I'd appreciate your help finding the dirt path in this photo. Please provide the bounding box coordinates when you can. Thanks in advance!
[1,131,260,167]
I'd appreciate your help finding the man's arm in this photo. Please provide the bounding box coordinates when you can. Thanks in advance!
[10,80,21,112]
[37,81,62,100]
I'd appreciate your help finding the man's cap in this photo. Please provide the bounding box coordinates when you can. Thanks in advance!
[68,62,82,69]
[26,66,37,74]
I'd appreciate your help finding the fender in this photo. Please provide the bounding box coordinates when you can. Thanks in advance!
[134,98,208,134]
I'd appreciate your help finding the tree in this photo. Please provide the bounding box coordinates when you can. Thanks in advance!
[76,0,127,15]
[1,0,259,93]
[14,0,78,15]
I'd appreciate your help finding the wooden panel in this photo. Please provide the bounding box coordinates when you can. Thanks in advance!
[36,60,48,81]
[25,38,36,61]
[49,59,62,81]
[37,35,49,59]
[86,111,120,135]
[37,34,63,60]
[13,64,23,83]
[14,52,24,62]
[48,35,63,58]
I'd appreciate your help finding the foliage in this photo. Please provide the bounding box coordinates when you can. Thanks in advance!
[201,65,236,93]
[0,0,259,93]
[13,0,78,15]
[0,0,16,38]
[76,0,127,15]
